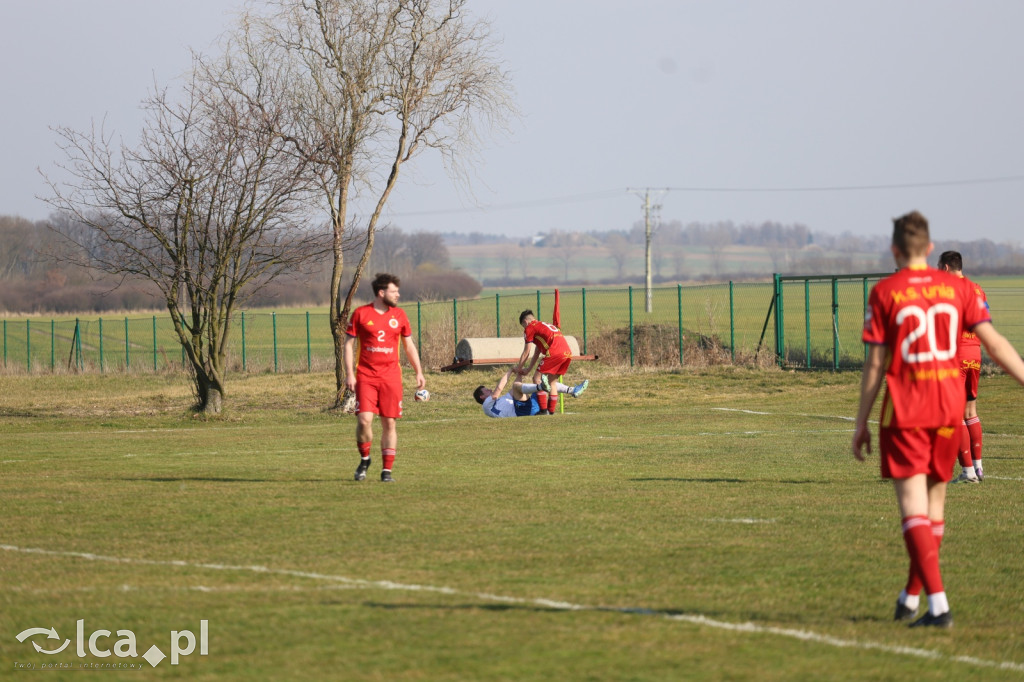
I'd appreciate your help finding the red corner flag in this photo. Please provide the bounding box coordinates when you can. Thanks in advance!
[552,288,561,328]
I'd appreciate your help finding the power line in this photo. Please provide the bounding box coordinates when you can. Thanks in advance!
[662,175,1024,193]
[384,189,622,217]
[382,175,1024,218]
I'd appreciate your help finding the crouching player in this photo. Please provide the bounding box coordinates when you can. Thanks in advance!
[852,211,1024,628]
[474,368,588,418]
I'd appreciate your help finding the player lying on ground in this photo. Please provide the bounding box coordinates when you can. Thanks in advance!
[473,369,588,418]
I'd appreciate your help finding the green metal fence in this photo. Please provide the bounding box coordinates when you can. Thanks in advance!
[3,278,1022,374]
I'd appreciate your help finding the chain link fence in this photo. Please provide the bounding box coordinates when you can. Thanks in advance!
[3,278,1022,374]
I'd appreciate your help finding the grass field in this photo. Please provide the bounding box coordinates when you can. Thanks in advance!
[2,367,1023,680]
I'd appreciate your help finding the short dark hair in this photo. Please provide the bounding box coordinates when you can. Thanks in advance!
[473,385,488,404]
[892,211,930,257]
[518,309,534,325]
[371,273,400,297]
[938,250,963,272]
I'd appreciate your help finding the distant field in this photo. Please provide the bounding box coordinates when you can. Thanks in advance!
[2,368,1023,680]
[448,242,886,282]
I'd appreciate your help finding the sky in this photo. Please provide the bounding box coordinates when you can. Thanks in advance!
[3,0,1023,244]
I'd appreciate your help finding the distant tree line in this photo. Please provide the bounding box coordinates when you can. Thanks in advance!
[0,214,479,314]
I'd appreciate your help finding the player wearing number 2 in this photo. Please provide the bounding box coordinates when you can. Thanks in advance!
[852,211,1024,628]
[344,273,425,483]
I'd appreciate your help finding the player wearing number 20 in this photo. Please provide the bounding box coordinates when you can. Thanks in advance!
[853,211,1024,628]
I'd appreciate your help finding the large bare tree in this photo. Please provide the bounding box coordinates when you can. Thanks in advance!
[44,51,319,414]
[241,0,515,406]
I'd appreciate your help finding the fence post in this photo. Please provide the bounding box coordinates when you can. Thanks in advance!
[804,279,811,369]
[2,319,6,367]
[729,281,735,363]
[677,284,683,365]
[76,320,83,371]
[495,293,500,337]
[152,316,158,371]
[26,319,31,372]
[453,298,458,348]
[773,274,784,366]
[582,288,588,355]
[831,277,839,371]
[417,301,422,352]
[51,319,55,371]
[273,311,278,373]
[241,311,247,372]
[628,286,635,367]
[99,318,104,373]
[124,317,130,370]
[863,277,870,362]
[306,310,312,372]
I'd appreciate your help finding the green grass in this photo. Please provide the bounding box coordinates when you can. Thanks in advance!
[2,368,1023,680]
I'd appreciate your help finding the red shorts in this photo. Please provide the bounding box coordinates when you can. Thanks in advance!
[538,351,572,376]
[960,347,981,401]
[355,373,404,419]
[879,425,960,482]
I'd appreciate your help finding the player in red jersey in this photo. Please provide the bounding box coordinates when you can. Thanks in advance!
[938,251,989,482]
[343,273,425,482]
[853,211,1024,628]
[512,310,575,415]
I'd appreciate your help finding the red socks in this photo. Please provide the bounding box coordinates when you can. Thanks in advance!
[903,517,945,597]
[966,417,982,463]
[382,448,396,472]
[358,441,372,459]
[548,393,558,414]
[536,392,549,411]
[958,421,973,467]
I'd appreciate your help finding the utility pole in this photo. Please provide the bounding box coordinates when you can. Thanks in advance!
[627,188,668,313]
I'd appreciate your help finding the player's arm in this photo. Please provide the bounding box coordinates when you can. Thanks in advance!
[512,341,534,376]
[401,335,426,390]
[975,322,1024,385]
[852,343,887,461]
[343,334,358,391]
[491,369,513,399]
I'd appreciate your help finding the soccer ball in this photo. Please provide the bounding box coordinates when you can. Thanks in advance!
[414,389,430,402]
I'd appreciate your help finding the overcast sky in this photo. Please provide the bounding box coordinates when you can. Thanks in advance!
[3,1,1023,243]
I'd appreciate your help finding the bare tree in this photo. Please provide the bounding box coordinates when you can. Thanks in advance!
[44,52,318,414]
[552,241,577,282]
[497,244,515,279]
[405,231,449,268]
[672,248,686,279]
[517,244,531,279]
[242,0,515,406]
[604,232,630,281]
[371,226,409,274]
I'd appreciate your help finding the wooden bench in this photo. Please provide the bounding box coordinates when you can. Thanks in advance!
[440,336,597,372]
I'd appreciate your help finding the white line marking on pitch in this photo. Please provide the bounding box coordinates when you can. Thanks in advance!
[713,408,861,422]
[3,543,1022,674]
[707,518,776,524]
[713,408,772,415]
